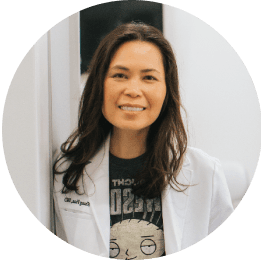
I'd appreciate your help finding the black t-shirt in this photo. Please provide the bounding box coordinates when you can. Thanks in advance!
[109,152,165,259]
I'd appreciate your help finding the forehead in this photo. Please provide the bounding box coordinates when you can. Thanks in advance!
[109,40,164,70]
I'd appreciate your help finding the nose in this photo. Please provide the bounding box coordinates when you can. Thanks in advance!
[123,78,143,98]
[125,249,129,256]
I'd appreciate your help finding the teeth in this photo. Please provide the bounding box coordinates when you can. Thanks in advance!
[120,106,144,111]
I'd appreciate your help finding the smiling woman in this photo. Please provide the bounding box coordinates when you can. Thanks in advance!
[53,22,233,259]
[103,40,167,159]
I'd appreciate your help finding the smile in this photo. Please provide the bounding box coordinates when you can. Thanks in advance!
[119,106,145,112]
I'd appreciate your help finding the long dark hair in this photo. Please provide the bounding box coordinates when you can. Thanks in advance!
[53,22,188,199]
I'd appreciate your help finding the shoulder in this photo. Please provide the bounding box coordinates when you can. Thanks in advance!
[186,146,219,162]
[184,146,221,174]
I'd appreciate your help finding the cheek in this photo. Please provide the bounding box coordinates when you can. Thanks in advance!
[104,82,118,104]
[150,91,166,112]
[103,86,111,112]
[102,86,119,121]
[152,83,166,103]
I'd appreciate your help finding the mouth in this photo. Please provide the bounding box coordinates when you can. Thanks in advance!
[119,106,146,112]
[125,257,137,260]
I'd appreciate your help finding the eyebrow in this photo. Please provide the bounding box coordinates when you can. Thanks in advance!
[110,65,160,74]
[141,235,154,238]
[110,239,117,241]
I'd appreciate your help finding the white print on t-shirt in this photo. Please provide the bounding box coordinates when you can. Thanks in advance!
[112,178,135,186]
[110,188,161,216]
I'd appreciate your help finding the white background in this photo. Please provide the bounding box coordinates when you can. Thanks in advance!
[163,5,261,182]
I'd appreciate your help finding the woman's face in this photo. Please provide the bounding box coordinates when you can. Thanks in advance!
[102,40,166,133]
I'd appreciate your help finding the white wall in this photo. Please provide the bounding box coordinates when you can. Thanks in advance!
[163,6,261,181]
[50,13,80,155]
[2,13,80,230]
[2,34,51,228]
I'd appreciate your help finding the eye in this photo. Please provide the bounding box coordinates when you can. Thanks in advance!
[110,242,120,258]
[140,239,156,255]
[112,73,127,79]
[144,75,157,81]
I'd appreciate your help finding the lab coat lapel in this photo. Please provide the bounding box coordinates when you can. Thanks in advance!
[162,156,193,254]
[83,134,111,257]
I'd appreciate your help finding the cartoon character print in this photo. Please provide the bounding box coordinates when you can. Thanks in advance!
[110,219,164,260]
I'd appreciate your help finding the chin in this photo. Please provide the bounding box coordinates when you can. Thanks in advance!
[114,123,150,132]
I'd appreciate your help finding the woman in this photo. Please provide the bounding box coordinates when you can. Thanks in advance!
[53,22,233,259]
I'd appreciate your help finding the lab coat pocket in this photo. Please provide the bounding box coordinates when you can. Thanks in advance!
[60,207,101,254]
[61,208,92,220]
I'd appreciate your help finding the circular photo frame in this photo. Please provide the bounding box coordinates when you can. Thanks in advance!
[1,1,261,260]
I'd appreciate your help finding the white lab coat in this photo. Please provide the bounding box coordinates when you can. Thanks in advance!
[53,135,233,257]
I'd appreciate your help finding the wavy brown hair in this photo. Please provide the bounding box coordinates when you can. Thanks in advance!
[53,22,188,199]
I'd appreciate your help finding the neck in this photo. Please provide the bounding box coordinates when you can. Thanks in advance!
[110,127,149,159]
